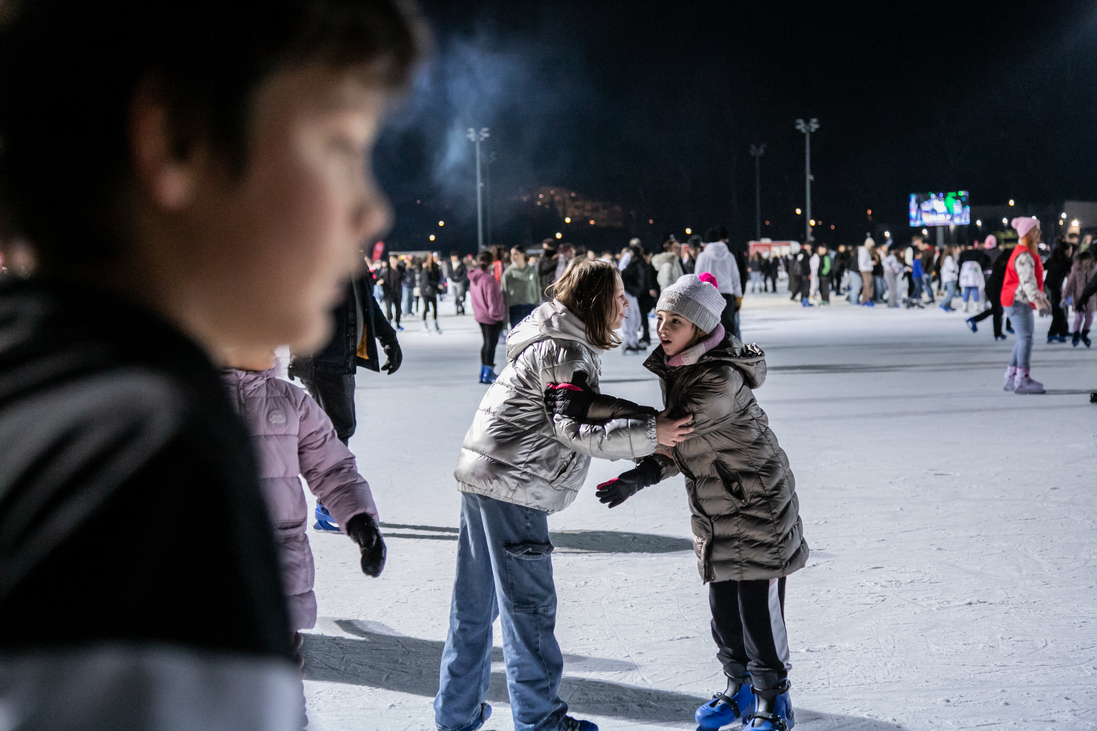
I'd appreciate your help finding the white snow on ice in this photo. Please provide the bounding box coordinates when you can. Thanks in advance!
[299,293,1097,730]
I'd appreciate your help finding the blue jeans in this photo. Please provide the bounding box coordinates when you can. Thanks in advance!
[402,287,415,315]
[962,286,980,303]
[941,281,958,309]
[1009,302,1035,370]
[846,270,861,304]
[435,493,567,731]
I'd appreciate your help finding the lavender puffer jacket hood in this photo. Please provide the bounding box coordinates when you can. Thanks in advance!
[222,368,378,631]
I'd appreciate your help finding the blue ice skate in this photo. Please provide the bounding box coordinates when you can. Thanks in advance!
[313,504,341,533]
[696,675,754,729]
[744,680,794,730]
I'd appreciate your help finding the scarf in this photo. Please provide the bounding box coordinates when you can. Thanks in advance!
[665,324,726,368]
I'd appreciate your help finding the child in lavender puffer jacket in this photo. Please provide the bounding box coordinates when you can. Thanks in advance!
[221,353,387,639]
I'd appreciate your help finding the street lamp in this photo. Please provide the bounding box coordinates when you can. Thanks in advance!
[749,143,766,241]
[467,127,490,250]
[794,118,819,243]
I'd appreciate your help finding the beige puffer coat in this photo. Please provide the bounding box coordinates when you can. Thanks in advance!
[455,301,658,514]
[643,339,808,583]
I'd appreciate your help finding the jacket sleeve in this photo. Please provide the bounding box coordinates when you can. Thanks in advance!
[1014,252,1041,302]
[539,358,657,461]
[295,391,378,525]
[1080,269,1097,306]
[666,365,743,439]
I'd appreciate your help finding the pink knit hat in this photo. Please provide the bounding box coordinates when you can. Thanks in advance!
[984,235,996,248]
[1011,217,1039,239]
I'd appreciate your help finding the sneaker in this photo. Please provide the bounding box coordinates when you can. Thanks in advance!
[559,717,598,731]
[1013,374,1045,395]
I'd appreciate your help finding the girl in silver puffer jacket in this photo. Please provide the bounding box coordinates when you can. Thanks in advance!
[588,273,807,731]
[436,260,692,731]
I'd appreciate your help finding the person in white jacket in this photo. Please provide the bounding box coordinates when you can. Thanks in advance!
[883,245,906,308]
[694,238,743,339]
[939,246,960,311]
[856,237,876,306]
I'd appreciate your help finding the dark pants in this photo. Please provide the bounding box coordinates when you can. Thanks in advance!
[639,300,655,343]
[384,296,401,328]
[766,274,778,293]
[709,577,790,697]
[970,298,1009,338]
[508,304,537,329]
[819,275,831,303]
[1048,288,1069,338]
[422,295,438,321]
[788,275,800,300]
[479,321,504,366]
[793,276,811,301]
[720,294,740,341]
[301,370,356,445]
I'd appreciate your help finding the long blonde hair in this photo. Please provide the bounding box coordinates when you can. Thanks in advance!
[547,258,622,350]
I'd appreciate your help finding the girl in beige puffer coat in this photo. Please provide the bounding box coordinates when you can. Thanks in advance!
[589,273,807,731]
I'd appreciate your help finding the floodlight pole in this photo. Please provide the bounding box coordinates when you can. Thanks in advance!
[749,144,766,241]
[795,118,819,243]
[467,127,490,250]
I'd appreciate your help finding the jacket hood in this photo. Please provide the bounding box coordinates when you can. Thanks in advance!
[221,367,277,397]
[644,336,767,389]
[702,241,731,259]
[506,300,597,362]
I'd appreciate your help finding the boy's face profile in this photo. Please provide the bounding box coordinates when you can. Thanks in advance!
[137,64,392,357]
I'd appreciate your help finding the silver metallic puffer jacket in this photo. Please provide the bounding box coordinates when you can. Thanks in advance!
[455,301,658,514]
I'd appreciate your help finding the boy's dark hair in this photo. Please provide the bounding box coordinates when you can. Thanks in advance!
[1078,250,1094,262]
[0,0,424,269]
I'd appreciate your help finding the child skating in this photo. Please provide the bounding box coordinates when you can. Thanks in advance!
[436,259,693,731]
[221,351,387,672]
[558,273,808,730]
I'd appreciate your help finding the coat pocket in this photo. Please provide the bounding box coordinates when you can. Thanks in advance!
[550,451,579,485]
[714,461,747,506]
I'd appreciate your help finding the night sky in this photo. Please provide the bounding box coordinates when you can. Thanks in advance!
[373,1,1097,253]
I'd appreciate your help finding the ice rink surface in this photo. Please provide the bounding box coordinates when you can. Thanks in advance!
[300,293,1097,730]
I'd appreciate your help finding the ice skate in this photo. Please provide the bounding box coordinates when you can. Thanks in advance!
[800,298,813,307]
[1013,371,1045,395]
[1083,330,1092,347]
[1003,366,1017,392]
[432,320,442,334]
[313,504,341,533]
[696,674,754,729]
[478,365,497,384]
[560,717,598,731]
[745,680,794,730]
[421,321,430,333]
[1072,332,1081,347]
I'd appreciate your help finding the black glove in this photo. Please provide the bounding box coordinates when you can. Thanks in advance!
[381,339,402,375]
[345,513,387,577]
[286,356,312,382]
[544,371,594,419]
[595,457,662,508]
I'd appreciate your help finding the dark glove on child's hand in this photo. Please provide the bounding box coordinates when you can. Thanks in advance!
[596,456,662,508]
[544,371,595,419]
[346,513,387,577]
[381,339,402,375]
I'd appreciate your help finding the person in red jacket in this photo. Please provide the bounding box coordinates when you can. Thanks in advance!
[1001,217,1052,394]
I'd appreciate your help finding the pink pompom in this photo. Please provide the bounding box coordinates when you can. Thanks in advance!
[698,272,719,288]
